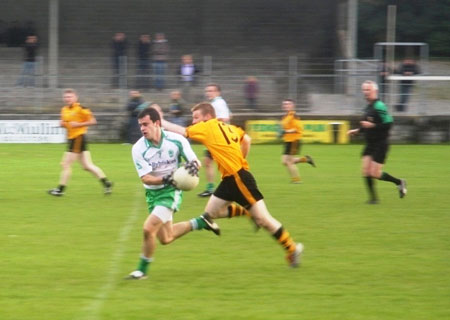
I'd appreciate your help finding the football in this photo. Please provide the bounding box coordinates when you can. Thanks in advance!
[173,166,199,191]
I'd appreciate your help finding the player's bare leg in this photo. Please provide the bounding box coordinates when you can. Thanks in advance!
[80,151,106,178]
[127,213,163,279]
[60,152,78,185]
[48,152,78,196]
[282,154,301,183]
[157,221,193,245]
[80,151,113,194]
[249,200,303,267]
[362,156,378,204]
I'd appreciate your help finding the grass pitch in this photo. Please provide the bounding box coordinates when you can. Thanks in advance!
[0,143,449,320]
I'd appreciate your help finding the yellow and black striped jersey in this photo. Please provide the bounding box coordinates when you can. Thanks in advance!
[60,103,93,139]
[186,118,249,177]
[281,111,302,142]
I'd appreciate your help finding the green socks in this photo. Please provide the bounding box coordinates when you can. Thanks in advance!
[190,217,208,230]
[137,255,153,274]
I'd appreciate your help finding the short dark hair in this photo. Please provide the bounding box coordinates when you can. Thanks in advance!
[138,107,161,122]
[206,83,221,92]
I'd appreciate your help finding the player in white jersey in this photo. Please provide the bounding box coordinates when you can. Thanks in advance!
[127,107,220,280]
[198,83,231,197]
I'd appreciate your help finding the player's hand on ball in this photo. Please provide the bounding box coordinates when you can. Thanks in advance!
[184,161,199,176]
[162,173,176,187]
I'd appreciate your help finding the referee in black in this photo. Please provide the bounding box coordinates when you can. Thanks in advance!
[347,80,407,204]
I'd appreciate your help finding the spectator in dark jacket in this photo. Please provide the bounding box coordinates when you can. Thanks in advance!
[111,32,127,88]
[16,35,39,87]
[395,58,420,112]
[152,33,169,90]
[136,34,151,89]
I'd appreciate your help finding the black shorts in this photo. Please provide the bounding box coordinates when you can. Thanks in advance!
[362,141,389,164]
[213,169,264,209]
[67,135,88,153]
[283,141,301,156]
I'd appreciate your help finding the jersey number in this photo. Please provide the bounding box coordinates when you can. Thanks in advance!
[218,123,238,145]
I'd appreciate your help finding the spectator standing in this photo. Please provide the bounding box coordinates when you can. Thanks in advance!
[111,32,127,88]
[244,76,259,109]
[168,90,186,126]
[395,58,420,112]
[16,35,39,87]
[136,34,151,89]
[152,33,169,90]
[177,54,200,101]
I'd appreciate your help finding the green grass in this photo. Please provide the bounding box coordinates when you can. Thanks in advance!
[0,143,449,320]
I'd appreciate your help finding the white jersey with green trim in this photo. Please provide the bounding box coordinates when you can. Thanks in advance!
[132,129,198,190]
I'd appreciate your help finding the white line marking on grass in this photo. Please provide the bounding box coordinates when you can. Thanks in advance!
[77,189,143,320]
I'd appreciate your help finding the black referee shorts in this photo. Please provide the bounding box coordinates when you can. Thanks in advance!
[67,135,88,153]
[213,169,264,209]
[283,140,301,156]
[362,141,389,164]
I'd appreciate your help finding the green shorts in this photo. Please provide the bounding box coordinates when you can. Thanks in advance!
[145,186,183,213]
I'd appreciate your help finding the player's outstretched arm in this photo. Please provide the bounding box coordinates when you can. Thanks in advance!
[347,128,360,136]
[161,119,187,137]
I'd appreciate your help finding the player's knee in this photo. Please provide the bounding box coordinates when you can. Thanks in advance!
[252,215,267,228]
[142,227,157,240]
[61,162,71,170]
[159,237,173,245]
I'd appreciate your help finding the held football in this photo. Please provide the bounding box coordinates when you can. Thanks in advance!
[173,166,199,191]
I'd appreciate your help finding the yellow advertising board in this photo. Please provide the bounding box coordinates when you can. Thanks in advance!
[245,120,350,144]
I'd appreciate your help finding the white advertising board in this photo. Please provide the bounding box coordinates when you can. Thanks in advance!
[0,120,66,143]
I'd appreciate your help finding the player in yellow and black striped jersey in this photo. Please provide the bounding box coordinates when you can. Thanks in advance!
[280,99,315,183]
[47,89,113,197]
[161,102,304,268]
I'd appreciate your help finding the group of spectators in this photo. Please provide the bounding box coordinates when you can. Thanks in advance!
[111,32,261,109]
[111,32,200,91]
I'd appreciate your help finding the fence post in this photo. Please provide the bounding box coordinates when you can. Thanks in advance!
[48,0,59,88]
[288,56,298,101]
[203,56,212,84]
[36,55,44,113]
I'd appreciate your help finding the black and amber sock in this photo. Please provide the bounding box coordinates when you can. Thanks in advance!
[227,203,250,218]
[273,226,296,254]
